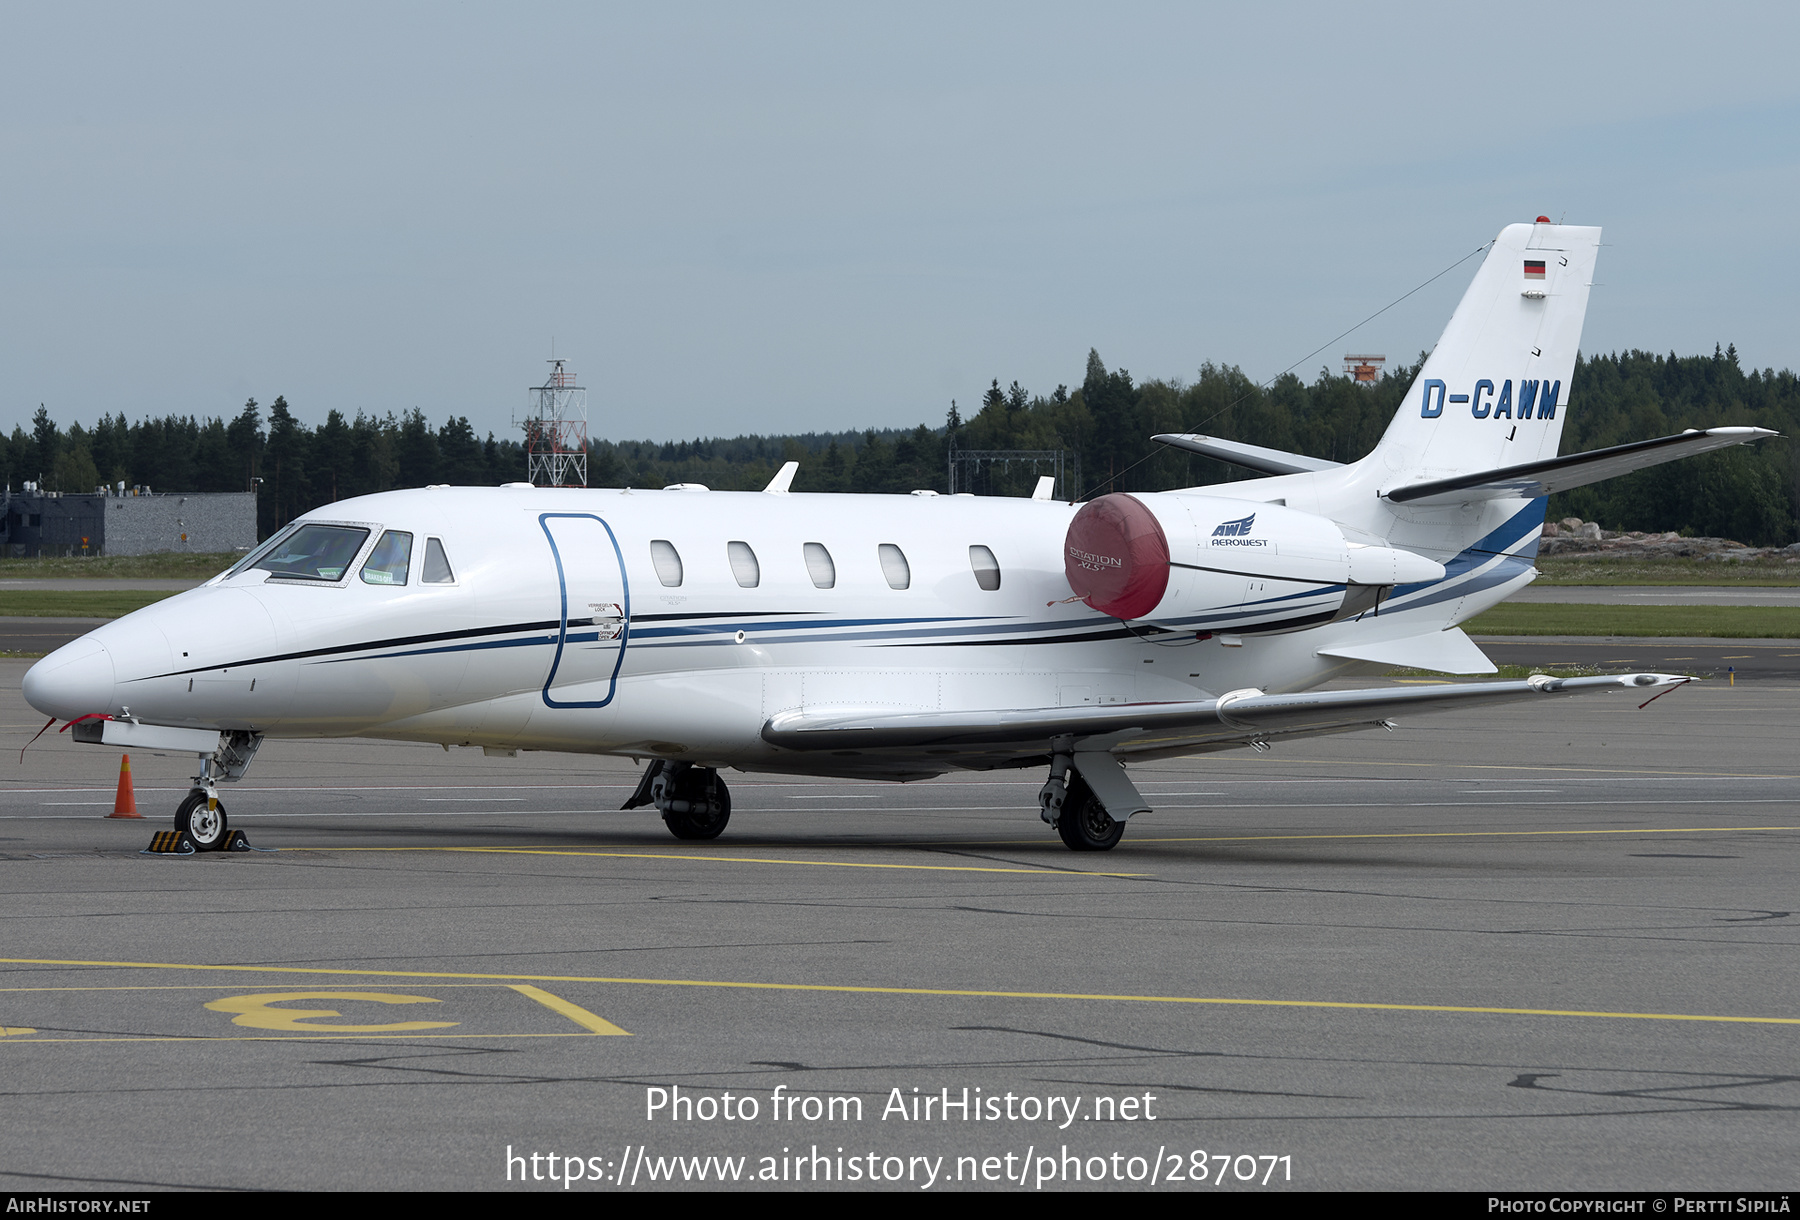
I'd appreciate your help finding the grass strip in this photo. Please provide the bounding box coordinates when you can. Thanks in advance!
[0,591,177,618]
[1466,602,1800,638]
[1533,555,1800,586]
[0,553,236,581]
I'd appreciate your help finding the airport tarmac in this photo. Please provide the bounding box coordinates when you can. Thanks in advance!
[0,660,1793,1192]
[1478,636,1800,680]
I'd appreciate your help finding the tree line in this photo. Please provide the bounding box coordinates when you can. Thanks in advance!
[6,344,1796,545]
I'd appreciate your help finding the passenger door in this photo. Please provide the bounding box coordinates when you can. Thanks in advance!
[538,513,629,708]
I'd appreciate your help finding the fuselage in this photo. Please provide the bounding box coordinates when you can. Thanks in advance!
[21,482,1538,780]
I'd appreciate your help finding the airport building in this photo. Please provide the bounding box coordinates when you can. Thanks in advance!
[0,487,257,557]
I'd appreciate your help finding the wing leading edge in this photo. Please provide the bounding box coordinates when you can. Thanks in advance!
[762,672,1686,760]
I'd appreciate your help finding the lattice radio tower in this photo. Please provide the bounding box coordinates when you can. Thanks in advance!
[522,357,588,487]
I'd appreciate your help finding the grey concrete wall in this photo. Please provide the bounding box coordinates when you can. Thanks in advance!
[102,492,258,555]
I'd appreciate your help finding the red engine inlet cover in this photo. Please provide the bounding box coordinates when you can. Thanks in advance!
[1063,493,1171,620]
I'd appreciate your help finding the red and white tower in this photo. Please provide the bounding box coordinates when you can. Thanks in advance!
[522,358,588,487]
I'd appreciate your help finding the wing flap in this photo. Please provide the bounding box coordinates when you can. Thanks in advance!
[761,673,1684,754]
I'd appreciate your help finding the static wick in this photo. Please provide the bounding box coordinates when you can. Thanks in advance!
[1638,677,1692,710]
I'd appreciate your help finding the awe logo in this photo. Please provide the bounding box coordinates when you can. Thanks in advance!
[1212,514,1256,537]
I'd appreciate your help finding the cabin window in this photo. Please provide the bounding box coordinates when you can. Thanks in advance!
[969,544,1001,591]
[804,542,836,589]
[878,543,911,590]
[650,539,684,587]
[422,537,455,584]
[245,523,370,582]
[727,540,760,588]
[360,531,413,585]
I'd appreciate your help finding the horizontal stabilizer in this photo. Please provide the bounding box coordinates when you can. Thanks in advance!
[763,672,1681,755]
[1152,433,1343,476]
[1315,627,1497,675]
[1382,427,1777,505]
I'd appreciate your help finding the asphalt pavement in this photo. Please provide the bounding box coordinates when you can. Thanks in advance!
[0,660,1792,1192]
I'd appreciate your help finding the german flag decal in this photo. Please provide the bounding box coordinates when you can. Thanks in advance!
[1524,260,1547,279]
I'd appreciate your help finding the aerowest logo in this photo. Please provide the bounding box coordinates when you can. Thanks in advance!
[1067,545,1122,572]
[1210,514,1268,547]
[1420,379,1560,420]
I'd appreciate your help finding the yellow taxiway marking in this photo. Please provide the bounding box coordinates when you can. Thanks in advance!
[2,957,1793,1028]
[1126,824,1800,846]
[0,1033,611,1044]
[282,846,1146,877]
[508,984,631,1035]
[205,991,459,1033]
[0,982,627,1040]
[0,984,511,992]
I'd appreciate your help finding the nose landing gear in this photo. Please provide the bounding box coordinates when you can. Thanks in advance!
[172,730,262,852]
[174,790,229,851]
[623,760,732,841]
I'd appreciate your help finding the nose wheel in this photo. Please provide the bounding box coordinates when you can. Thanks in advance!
[174,790,229,851]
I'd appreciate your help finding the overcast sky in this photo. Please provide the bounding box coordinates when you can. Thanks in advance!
[4,3,1796,444]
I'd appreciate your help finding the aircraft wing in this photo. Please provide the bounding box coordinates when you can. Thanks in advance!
[761,672,1686,760]
[1151,432,1344,476]
[1381,427,1776,505]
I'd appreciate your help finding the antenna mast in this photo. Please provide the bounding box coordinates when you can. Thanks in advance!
[522,357,588,487]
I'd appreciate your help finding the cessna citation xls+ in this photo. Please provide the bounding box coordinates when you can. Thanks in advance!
[21,220,1774,851]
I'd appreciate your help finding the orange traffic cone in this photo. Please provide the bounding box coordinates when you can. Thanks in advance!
[107,754,141,819]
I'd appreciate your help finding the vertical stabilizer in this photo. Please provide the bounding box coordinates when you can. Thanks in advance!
[1369,221,1599,480]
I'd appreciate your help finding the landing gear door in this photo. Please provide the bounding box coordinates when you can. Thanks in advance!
[539,513,629,708]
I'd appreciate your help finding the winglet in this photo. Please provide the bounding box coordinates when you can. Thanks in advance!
[763,461,799,494]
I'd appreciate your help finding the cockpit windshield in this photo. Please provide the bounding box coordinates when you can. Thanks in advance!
[236,524,372,582]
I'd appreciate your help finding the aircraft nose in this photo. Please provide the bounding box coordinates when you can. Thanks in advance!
[22,637,117,721]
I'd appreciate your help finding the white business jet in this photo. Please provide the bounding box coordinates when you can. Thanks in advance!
[21,220,1774,851]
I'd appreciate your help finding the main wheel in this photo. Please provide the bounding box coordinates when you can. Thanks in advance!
[175,791,229,851]
[661,771,731,840]
[1055,776,1125,851]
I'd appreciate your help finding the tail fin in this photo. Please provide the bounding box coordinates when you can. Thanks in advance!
[1368,221,1599,479]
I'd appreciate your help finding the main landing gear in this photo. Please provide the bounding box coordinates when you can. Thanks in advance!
[1038,746,1146,852]
[623,760,732,841]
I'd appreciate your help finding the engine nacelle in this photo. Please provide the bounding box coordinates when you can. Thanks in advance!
[1063,492,1444,634]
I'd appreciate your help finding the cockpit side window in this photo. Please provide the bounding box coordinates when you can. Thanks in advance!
[422,537,456,584]
[360,530,414,585]
[225,522,301,579]
[249,524,371,582]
